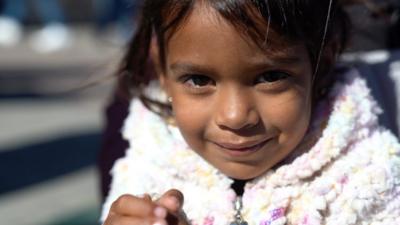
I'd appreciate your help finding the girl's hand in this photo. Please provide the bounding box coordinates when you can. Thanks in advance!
[103,189,189,225]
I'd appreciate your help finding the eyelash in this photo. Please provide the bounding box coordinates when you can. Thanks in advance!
[180,71,291,91]
[254,71,290,85]
[182,74,214,88]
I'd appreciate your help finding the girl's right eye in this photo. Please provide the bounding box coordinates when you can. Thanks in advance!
[182,74,214,88]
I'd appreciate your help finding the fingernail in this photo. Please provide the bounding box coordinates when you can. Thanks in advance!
[154,206,167,218]
[137,193,146,198]
[153,221,166,225]
[166,196,180,207]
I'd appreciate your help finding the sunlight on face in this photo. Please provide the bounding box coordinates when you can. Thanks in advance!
[160,3,313,179]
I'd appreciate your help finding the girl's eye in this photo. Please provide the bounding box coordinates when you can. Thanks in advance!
[255,71,290,84]
[183,74,214,87]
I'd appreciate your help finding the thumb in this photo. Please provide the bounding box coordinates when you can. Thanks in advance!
[157,189,184,213]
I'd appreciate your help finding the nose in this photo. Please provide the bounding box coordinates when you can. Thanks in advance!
[214,89,260,130]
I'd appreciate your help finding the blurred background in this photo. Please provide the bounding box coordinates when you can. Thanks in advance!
[0,0,139,225]
[0,1,399,225]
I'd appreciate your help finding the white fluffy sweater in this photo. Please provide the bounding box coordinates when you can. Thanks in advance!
[101,69,400,225]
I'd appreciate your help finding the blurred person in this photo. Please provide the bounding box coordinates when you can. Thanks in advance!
[0,0,71,53]
[93,0,141,45]
[0,0,24,46]
[387,0,400,49]
[346,0,400,51]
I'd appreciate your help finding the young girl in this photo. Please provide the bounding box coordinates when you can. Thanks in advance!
[101,0,400,224]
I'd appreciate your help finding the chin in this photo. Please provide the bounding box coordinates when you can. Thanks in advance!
[221,164,267,180]
[229,174,258,180]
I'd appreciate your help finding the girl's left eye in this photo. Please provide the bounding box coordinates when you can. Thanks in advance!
[255,71,290,84]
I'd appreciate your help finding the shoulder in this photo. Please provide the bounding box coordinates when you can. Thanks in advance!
[308,67,400,223]
[325,128,400,224]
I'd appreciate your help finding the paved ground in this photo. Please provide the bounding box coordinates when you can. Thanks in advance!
[0,167,100,225]
[0,25,123,225]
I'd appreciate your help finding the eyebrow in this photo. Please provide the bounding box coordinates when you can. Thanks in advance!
[170,56,304,73]
[170,62,215,74]
[267,55,304,65]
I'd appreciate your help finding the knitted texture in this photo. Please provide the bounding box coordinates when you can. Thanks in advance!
[101,69,400,225]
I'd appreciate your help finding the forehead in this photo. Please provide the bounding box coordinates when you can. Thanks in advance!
[166,3,309,67]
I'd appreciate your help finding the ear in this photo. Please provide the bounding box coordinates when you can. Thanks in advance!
[150,37,169,95]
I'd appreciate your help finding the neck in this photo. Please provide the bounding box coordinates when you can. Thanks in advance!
[231,179,250,196]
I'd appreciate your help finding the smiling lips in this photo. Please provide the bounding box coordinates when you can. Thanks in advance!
[213,139,270,155]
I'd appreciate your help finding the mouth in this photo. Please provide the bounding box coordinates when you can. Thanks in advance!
[212,139,270,156]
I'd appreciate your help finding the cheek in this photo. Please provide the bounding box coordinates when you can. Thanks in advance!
[273,77,312,139]
[171,96,210,147]
[164,79,210,149]
[261,93,311,144]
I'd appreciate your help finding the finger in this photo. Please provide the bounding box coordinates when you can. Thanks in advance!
[140,193,153,202]
[157,189,184,213]
[110,194,167,219]
[104,214,167,225]
[156,189,188,225]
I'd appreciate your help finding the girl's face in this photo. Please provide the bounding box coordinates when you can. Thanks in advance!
[159,4,313,179]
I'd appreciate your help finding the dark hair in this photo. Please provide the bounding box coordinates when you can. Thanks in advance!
[118,0,350,117]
